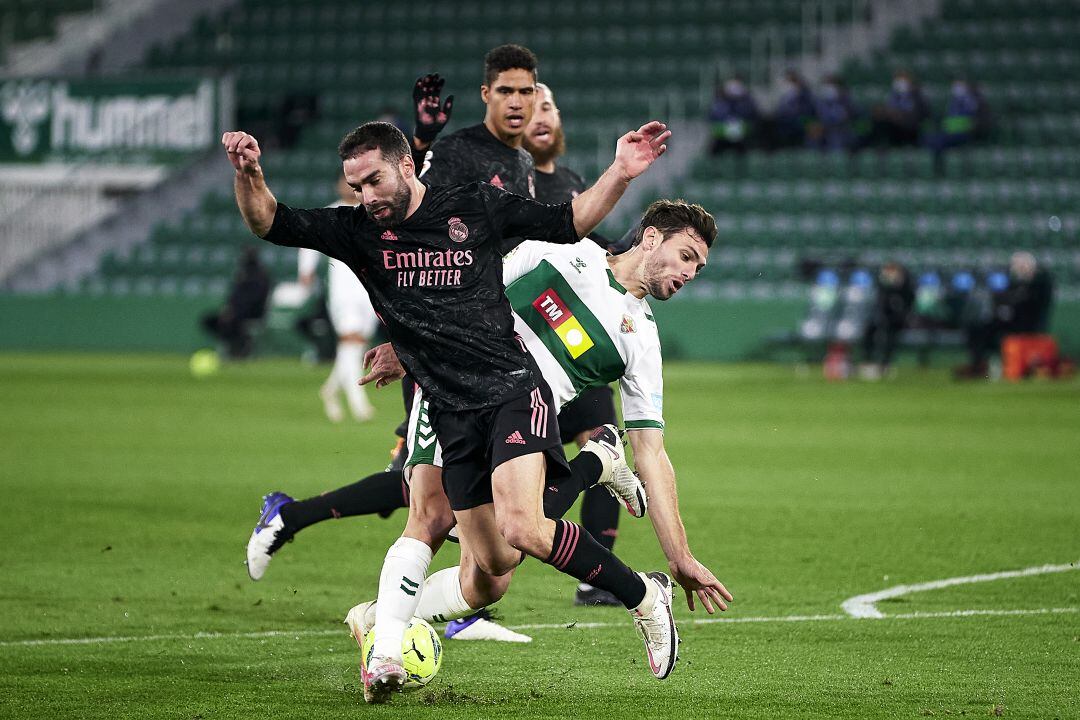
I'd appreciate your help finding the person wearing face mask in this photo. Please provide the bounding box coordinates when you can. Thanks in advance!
[864,70,930,149]
[707,76,760,156]
[765,70,816,150]
[807,75,861,153]
[927,77,991,174]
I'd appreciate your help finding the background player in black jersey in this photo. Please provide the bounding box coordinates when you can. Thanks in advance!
[223,119,728,698]
[412,44,538,195]
[523,81,624,606]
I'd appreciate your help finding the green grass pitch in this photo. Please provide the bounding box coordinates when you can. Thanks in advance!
[1,353,1078,719]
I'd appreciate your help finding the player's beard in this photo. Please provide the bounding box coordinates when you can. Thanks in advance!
[367,173,412,228]
[524,124,565,167]
[642,254,677,301]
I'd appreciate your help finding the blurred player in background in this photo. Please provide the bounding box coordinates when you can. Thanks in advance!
[298,174,378,422]
[522,82,624,606]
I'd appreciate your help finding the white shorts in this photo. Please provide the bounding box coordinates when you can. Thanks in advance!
[327,260,378,338]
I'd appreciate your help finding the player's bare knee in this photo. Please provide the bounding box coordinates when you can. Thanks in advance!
[495,513,544,558]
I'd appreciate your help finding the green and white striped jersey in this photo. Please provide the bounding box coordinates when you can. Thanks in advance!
[503,239,664,431]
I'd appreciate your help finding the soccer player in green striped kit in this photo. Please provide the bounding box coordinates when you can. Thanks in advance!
[350,198,732,694]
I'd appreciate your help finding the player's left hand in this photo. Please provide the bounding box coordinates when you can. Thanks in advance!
[360,342,405,388]
[413,73,454,145]
[612,121,671,180]
[669,554,733,613]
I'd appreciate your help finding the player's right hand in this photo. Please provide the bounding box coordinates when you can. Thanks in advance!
[361,342,405,388]
[221,131,262,174]
[412,73,454,145]
[669,554,733,614]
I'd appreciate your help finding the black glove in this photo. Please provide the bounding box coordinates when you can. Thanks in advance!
[412,73,454,145]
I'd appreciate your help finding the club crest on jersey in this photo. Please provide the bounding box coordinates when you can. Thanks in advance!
[620,314,636,334]
[447,217,469,242]
[528,174,536,198]
[381,229,397,241]
[489,173,504,189]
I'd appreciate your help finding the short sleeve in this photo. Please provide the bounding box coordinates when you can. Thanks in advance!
[501,240,551,285]
[263,203,360,264]
[619,332,665,431]
[477,183,577,255]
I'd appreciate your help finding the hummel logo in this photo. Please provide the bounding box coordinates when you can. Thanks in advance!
[505,430,526,445]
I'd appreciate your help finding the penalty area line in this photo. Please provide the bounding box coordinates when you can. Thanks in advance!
[2,607,1075,649]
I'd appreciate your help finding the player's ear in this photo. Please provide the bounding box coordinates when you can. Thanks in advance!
[642,226,662,252]
[400,152,416,179]
[480,84,490,105]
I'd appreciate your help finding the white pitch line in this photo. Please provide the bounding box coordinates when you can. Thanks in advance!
[2,607,1075,649]
[841,561,1080,619]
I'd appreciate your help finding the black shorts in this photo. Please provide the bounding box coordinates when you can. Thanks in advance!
[429,383,570,511]
[558,385,617,444]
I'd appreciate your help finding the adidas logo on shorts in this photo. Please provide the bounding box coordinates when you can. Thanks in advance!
[505,430,526,445]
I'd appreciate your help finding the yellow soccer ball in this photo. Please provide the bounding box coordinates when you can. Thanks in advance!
[188,349,220,378]
[361,617,443,688]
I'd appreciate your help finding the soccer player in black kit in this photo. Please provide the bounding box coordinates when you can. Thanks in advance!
[223,115,729,699]
[245,48,632,612]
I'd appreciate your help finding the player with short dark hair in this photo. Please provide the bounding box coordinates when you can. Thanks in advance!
[222,115,723,702]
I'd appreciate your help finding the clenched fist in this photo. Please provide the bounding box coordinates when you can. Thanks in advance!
[222,131,262,174]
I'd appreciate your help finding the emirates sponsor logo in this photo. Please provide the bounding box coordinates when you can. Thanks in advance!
[447,216,469,243]
[382,247,475,288]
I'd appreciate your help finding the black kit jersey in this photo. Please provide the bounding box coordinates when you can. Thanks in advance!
[534,165,586,204]
[263,182,577,410]
[420,123,536,198]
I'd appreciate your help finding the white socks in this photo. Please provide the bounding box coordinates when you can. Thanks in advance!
[371,537,432,661]
[416,567,475,623]
[335,342,373,421]
[631,572,658,615]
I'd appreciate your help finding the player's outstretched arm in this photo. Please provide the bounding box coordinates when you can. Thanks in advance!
[222,131,277,237]
[628,428,734,613]
[570,121,671,237]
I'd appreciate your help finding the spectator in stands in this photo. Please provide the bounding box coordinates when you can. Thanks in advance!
[707,76,760,156]
[766,70,816,149]
[859,261,914,380]
[927,77,991,174]
[201,246,271,359]
[957,252,1054,378]
[807,75,861,153]
[864,69,930,149]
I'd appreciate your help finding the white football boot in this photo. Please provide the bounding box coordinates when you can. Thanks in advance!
[630,571,680,680]
[362,656,406,704]
[582,424,648,517]
[343,600,378,649]
[245,492,294,581]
